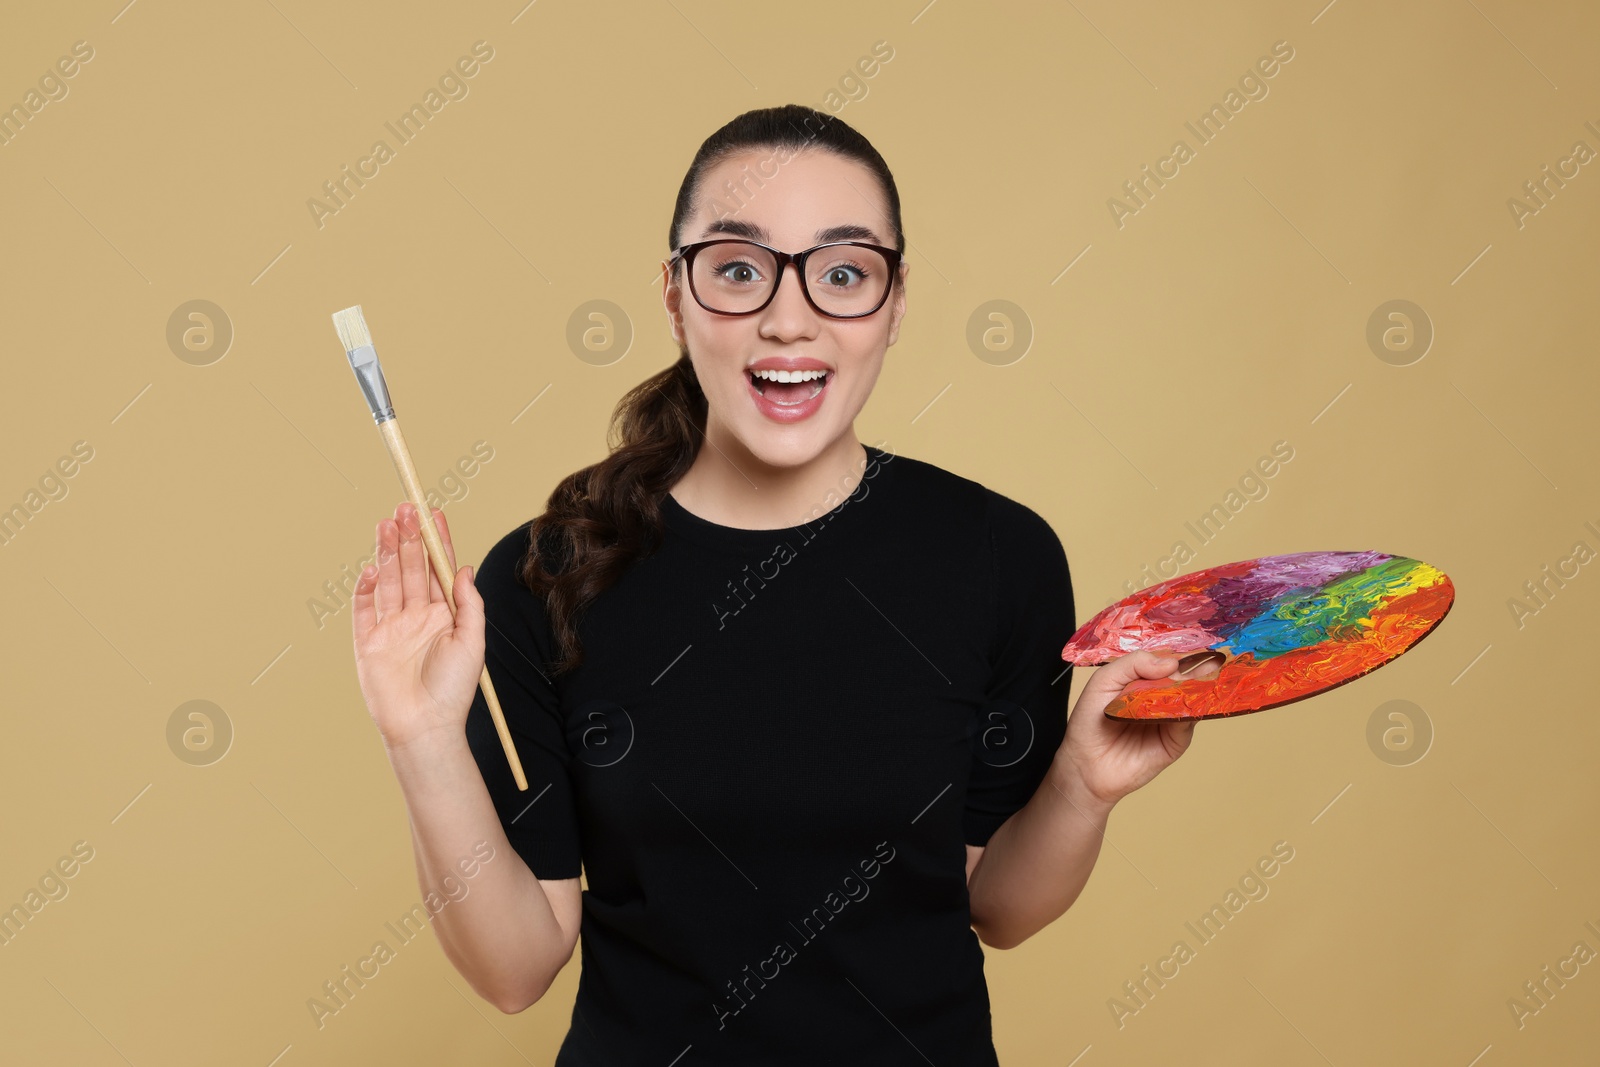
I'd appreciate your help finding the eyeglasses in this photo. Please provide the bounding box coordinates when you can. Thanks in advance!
[669,239,903,319]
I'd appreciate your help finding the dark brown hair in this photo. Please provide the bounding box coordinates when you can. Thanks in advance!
[519,103,905,675]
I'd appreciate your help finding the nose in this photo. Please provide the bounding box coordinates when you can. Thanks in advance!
[774,258,814,308]
[757,259,822,337]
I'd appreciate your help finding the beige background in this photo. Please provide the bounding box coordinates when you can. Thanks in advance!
[2,0,1596,1063]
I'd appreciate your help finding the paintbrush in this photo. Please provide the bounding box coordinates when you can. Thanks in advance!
[332,304,529,791]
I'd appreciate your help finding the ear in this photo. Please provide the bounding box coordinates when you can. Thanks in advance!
[661,260,686,347]
[885,260,910,348]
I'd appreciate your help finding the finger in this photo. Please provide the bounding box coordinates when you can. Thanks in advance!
[375,518,402,621]
[1083,650,1183,697]
[1174,650,1225,680]
[352,561,379,641]
[398,502,428,608]
[435,507,458,569]
[427,507,459,604]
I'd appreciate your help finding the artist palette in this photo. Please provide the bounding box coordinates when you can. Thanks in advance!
[1063,551,1455,721]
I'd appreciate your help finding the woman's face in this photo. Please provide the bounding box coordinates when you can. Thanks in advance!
[661,146,909,470]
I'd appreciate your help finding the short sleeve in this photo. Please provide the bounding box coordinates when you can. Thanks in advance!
[964,493,1076,847]
[463,521,583,880]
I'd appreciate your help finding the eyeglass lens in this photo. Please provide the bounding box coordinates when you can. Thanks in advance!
[690,242,891,316]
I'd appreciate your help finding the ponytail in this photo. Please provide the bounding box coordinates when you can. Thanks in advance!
[519,349,704,675]
[521,102,903,674]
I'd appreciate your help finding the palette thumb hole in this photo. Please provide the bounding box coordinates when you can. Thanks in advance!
[1173,650,1227,680]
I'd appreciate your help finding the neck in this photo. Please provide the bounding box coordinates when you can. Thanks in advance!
[668,429,870,530]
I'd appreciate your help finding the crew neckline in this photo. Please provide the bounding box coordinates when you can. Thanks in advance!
[662,444,895,553]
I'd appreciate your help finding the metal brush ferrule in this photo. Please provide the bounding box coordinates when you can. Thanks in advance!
[346,343,396,423]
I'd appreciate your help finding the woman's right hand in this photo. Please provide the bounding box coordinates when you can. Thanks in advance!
[352,501,486,754]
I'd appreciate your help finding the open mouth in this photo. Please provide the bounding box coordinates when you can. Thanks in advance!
[748,369,829,407]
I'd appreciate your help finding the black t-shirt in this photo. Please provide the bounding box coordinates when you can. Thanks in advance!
[464,443,1076,1065]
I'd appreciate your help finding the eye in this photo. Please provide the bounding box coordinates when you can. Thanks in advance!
[711,258,764,284]
[816,258,871,289]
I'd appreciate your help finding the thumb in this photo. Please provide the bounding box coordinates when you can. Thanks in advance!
[454,565,485,650]
[1163,717,1200,756]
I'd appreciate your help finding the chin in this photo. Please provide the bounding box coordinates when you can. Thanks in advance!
[736,430,833,470]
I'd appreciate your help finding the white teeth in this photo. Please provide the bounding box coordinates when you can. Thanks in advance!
[750,368,827,383]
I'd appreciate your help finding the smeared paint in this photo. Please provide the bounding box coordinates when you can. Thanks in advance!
[1062,551,1455,720]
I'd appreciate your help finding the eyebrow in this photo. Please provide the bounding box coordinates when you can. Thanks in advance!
[697,219,884,245]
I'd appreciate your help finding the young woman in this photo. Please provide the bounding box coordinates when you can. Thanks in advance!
[352,104,1201,1065]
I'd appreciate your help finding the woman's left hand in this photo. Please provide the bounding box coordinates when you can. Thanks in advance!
[1054,651,1205,809]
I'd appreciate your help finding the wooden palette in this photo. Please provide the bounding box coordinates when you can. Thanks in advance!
[1062,551,1455,721]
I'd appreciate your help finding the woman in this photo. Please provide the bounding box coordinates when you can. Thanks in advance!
[351,103,1200,1064]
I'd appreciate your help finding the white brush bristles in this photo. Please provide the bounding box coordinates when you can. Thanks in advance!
[331,305,372,351]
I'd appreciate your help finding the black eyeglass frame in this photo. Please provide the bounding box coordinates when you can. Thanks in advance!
[668,238,904,319]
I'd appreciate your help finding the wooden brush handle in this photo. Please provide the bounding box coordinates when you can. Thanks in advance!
[378,417,530,791]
